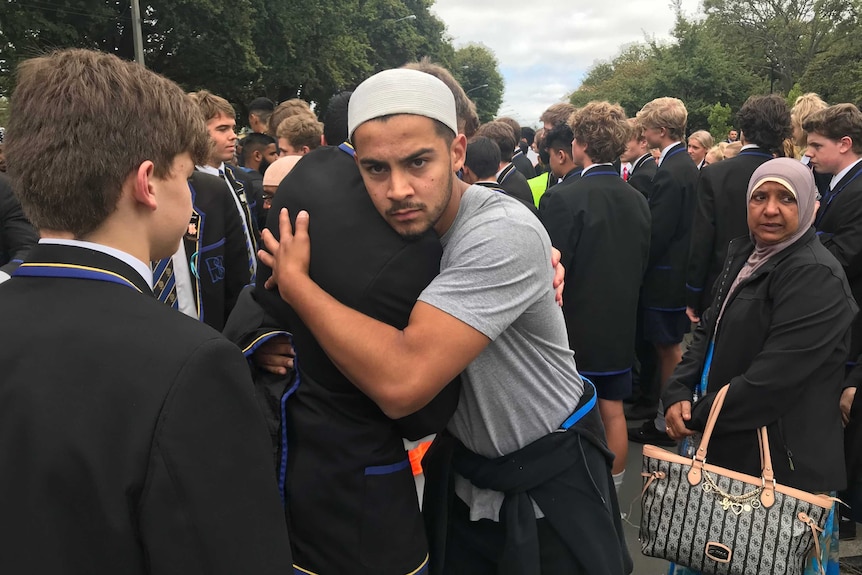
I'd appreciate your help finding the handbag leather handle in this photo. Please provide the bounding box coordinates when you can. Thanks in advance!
[687,384,776,507]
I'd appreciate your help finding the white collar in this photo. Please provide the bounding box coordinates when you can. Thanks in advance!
[658,141,683,167]
[581,162,614,176]
[830,158,862,191]
[38,238,154,289]
[740,144,760,151]
[196,163,223,177]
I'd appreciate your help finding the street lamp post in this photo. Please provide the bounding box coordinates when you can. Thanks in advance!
[466,84,489,96]
[130,0,145,66]
[392,14,417,23]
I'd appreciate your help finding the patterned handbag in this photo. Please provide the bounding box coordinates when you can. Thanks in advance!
[640,385,834,575]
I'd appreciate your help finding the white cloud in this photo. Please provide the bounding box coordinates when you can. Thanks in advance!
[430,0,703,127]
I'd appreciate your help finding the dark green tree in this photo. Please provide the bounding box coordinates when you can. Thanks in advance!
[707,102,733,141]
[702,0,861,93]
[649,11,757,130]
[569,43,658,117]
[799,27,862,106]
[0,0,455,114]
[452,43,504,123]
[569,7,757,131]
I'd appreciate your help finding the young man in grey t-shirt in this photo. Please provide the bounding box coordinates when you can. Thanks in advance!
[260,69,631,574]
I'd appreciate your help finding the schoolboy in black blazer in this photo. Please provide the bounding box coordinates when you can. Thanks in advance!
[0,49,291,574]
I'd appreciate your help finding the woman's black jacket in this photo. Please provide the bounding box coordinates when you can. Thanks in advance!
[663,228,857,492]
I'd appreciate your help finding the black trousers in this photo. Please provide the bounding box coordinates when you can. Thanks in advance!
[442,497,586,574]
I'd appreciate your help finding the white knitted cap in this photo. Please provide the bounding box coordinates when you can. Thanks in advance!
[348,69,458,141]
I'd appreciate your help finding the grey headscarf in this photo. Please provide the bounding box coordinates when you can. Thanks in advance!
[717,158,819,327]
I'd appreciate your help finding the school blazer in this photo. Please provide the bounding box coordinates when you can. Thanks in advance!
[0,243,292,574]
[185,171,251,330]
[815,160,862,362]
[641,142,700,310]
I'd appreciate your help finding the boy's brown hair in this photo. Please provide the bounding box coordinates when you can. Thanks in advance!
[802,103,862,155]
[6,49,208,237]
[267,99,315,136]
[276,115,324,151]
[188,90,235,122]
[568,101,629,164]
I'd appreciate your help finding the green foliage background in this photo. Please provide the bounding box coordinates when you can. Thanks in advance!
[0,0,504,122]
[568,0,862,131]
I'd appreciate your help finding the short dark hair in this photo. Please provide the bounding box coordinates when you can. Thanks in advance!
[544,122,574,154]
[7,49,208,236]
[465,136,501,180]
[241,132,276,163]
[736,94,792,154]
[521,126,536,145]
[323,91,352,145]
[803,103,862,155]
[475,121,516,162]
[248,97,275,113]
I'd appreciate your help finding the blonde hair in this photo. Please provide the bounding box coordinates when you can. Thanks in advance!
[791,93,828,148]
[688,130,714,150]
[721,141,742,159]
[625,118,646,143]
[705,145,724,164]
[637,97,688,140]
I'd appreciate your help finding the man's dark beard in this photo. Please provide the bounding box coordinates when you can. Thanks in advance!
[258,158,272,175]
[387,166,454,241]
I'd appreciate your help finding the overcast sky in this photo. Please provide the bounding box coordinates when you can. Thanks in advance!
[430,0,703,127]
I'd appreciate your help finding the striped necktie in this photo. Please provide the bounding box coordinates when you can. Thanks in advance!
[152,257,178,309]
[219,168,257,283]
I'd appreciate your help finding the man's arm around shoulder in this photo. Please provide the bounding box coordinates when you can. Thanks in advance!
[261,210,490,419]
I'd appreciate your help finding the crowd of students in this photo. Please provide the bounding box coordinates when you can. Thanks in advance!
[2,47,862,575]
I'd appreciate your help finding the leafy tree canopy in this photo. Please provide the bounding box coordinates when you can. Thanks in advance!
[452,43,504,123]
[0,0,456,120]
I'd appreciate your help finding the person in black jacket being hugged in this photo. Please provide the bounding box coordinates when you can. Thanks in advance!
[543,101,650,494]
[665,159,854,573]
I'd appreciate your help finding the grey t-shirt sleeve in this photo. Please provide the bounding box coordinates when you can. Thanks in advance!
[418,207,551,340]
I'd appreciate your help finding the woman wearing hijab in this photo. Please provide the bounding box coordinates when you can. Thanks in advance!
[663,158,856,575]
